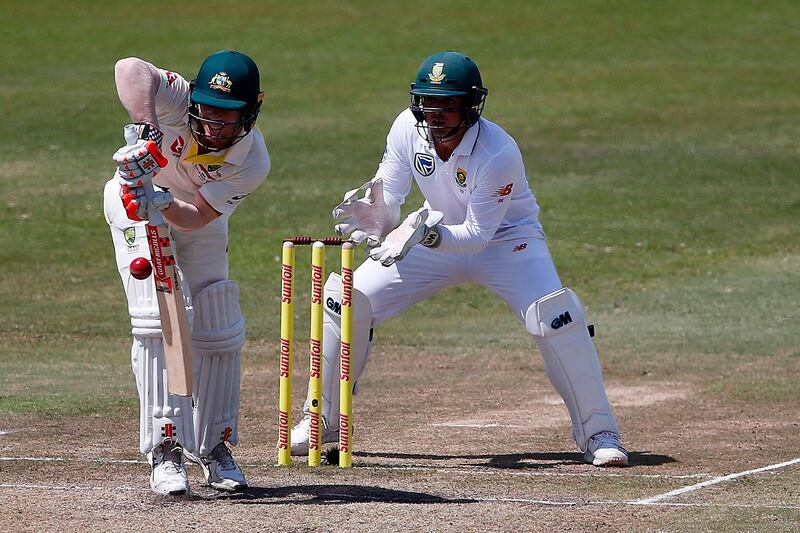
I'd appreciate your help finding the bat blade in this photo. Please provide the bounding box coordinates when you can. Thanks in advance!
[146,222,193,396]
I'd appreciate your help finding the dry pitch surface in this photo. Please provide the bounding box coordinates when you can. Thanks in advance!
[1,344,798,532]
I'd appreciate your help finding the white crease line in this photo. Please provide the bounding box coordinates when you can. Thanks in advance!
[433,423,522,428]
[0,431,13,436]
[479,497,577,506]
[0,483,144,492]
[633,456,800,504]
[0,456,144,464]
[0,456,710,480]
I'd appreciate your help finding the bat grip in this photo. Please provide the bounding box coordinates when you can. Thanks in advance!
[141,180,165,227]
[141,140,168,227]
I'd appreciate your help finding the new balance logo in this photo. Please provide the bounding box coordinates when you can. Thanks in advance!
[550,311,572,329]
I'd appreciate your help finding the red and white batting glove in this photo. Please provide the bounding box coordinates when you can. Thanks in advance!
[114,123,171,221]
[113,143,167,188]
[120,184,173,222]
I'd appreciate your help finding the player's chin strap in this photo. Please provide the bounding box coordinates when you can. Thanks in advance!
[190,280,246,457]
[525,288,620,452]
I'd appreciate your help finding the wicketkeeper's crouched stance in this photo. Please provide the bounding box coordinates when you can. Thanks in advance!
[104,51,270,495]
[290,51,628,467]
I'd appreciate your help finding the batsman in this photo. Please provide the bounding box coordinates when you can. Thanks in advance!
[103,51,270,495]
[291,51,628,466]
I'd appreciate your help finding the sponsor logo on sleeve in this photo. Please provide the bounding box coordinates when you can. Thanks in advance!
[513,242,527,252]
[491,182,513,202]
[170,136,185,158]
[414,152,435,177]
[165,71,177,85]
[226,193,249,205]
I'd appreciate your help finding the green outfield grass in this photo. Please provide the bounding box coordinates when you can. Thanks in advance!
[2,3,799,529]
[2,2,798,412]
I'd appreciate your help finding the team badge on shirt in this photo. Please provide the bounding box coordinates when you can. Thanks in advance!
[414,153,435,177]
[428,62,446,84]
[455,167,467,188]
[209,72,233,93]
[197,164,222,182]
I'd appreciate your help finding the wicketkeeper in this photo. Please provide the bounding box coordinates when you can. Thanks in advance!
[103,51,270,495]
[290,51,628,466]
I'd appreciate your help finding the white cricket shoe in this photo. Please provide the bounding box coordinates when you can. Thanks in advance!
[148,442,190,496]
[289,414,339,456]
[201,443,248,492]
[584,431,629,467]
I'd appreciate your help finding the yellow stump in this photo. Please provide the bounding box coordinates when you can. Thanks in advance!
[308,242,325,466]
[277,242,295,466]
[339,242,355,468]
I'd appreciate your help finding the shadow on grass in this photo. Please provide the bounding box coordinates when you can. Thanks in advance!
[353,450,676,468]
[211,484,476,505]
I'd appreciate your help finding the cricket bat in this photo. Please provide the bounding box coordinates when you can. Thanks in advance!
[124,126,193,396]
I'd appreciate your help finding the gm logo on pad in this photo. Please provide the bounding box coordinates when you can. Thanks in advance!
[550,311,572,330]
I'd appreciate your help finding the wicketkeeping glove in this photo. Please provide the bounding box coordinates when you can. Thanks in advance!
[368,207,443,266]
[333,178,399,248]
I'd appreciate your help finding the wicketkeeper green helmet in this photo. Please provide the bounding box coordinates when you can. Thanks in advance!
[409,51,488,131]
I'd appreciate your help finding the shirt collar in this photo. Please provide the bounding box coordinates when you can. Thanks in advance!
[452,121,481,157]
[183,129,255,166]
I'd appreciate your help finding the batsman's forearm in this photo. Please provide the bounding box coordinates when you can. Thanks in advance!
[115,57,160,127]
[161,197,219,232]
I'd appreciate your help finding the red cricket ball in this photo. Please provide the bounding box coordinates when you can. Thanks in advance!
[129,257,153,280]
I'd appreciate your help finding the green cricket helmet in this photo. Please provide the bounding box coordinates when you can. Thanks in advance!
[409,51,488,140]
[188,50,264,149]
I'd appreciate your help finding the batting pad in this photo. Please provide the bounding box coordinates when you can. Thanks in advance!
[525,288,619,452]
[191,280,246,457]
[123,246,195,455]
[132,336,196,454]
[304,273,373,430]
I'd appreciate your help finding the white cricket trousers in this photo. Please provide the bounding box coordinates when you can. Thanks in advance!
[356,237,562,325]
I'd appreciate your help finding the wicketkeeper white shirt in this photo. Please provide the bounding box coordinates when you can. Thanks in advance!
[375,109,545,253]
[149,66,270,216]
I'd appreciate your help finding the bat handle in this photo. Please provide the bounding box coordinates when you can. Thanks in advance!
[141,179,165,227]
[140,140,168,227]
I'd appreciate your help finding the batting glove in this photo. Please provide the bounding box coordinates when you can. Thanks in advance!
[121,184,173,222]
[113,123,168,189]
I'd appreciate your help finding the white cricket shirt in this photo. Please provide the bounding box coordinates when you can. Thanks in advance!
[375,109,545,253]
[149,67,270,216]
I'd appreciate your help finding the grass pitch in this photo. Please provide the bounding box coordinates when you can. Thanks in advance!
[2,1,799,530]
